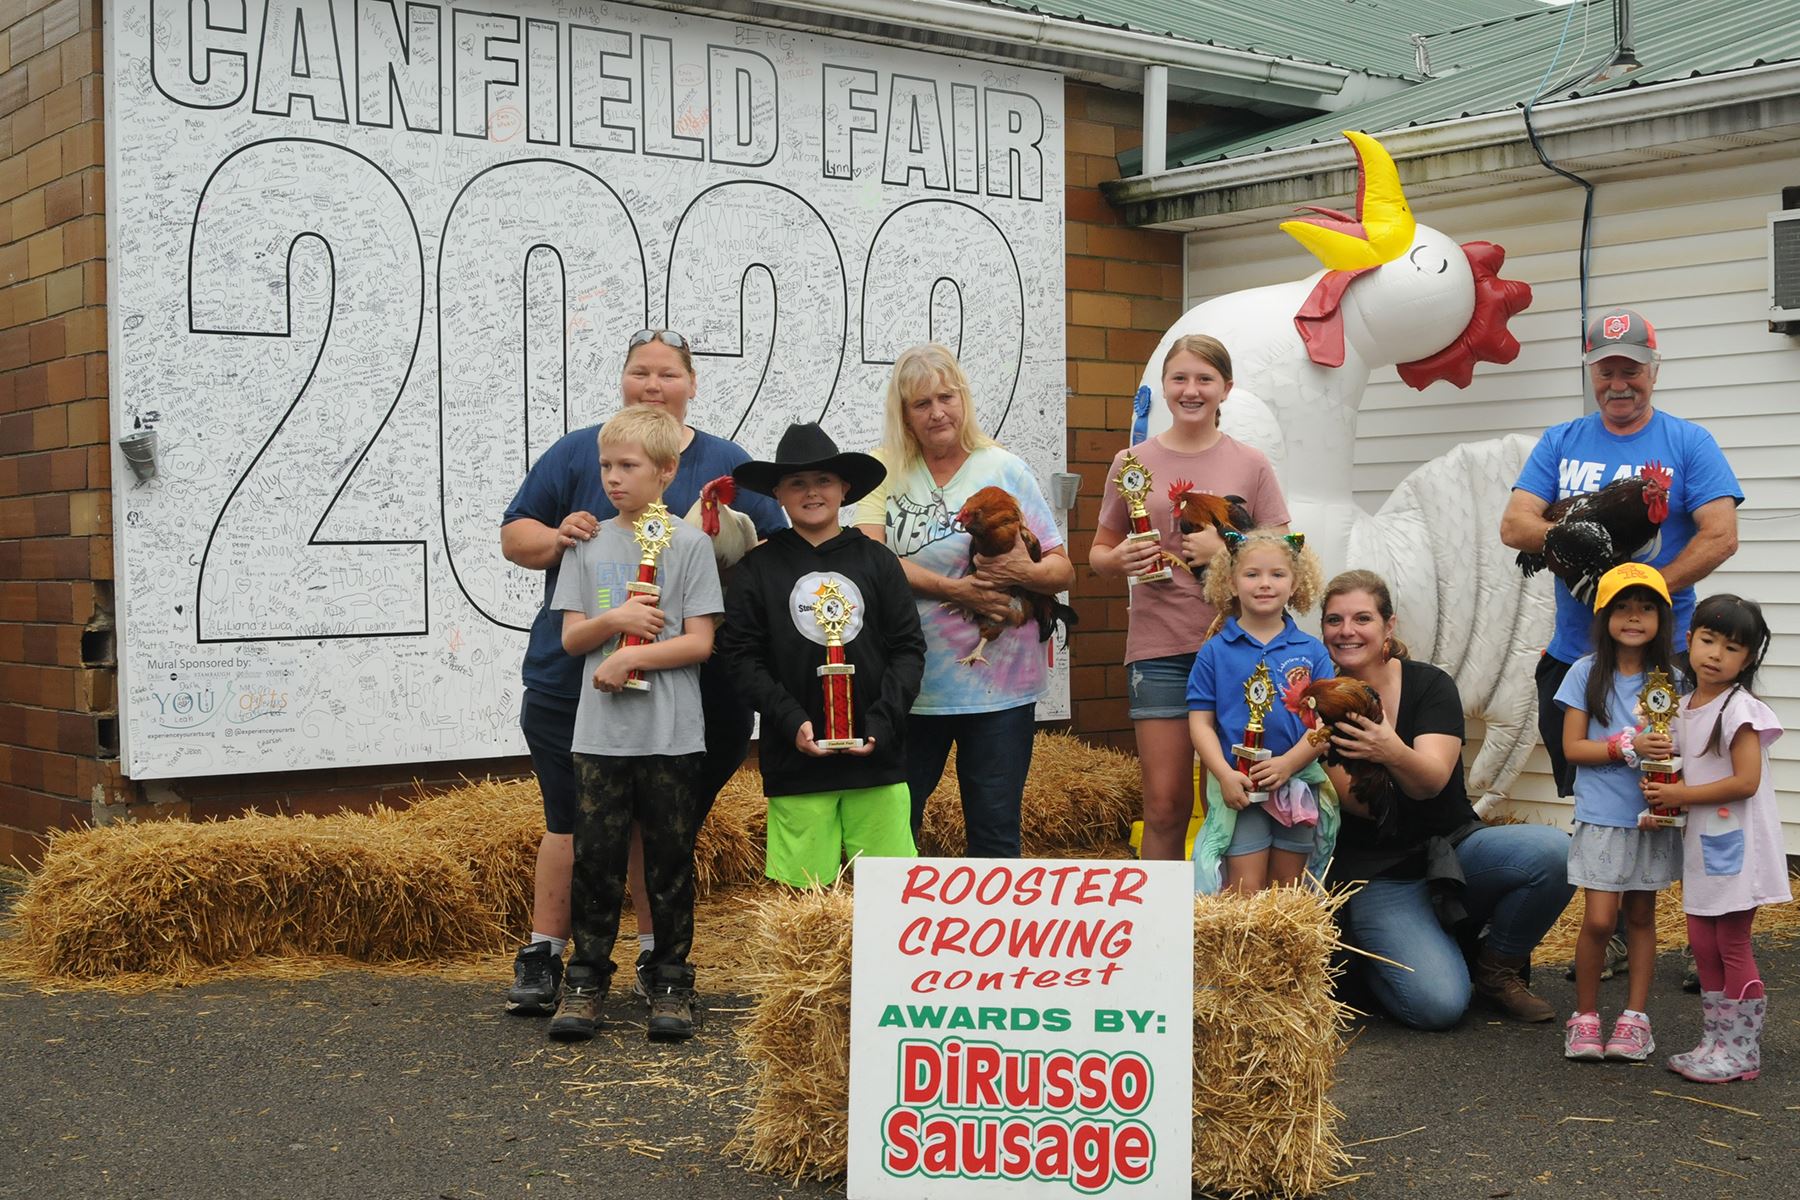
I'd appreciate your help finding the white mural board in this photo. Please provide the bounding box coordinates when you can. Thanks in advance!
[106,0,1067,778]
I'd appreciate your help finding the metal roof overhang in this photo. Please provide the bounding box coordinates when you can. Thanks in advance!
[1102,60,1800,230]
[638,0,1370,112]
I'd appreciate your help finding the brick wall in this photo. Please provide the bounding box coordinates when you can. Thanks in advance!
[0,0,112,864]
[1061,83,1192,751]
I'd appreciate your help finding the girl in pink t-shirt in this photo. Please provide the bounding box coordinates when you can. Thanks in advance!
[1641,594,1788,1084]
[1090,335,1289,862]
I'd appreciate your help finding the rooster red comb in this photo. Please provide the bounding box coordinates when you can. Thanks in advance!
[1640,461,1672,490]
[1168,478,1195,503]
[697,475,736,536]
[1282,676,1318,721]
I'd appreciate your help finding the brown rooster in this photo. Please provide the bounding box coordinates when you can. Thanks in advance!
[951,486,1078,666]
[1163,479,1253,577]
[1283,675,1396,832]
[1515,461,1672,606]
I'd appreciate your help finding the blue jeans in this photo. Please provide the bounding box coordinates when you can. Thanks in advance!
[906,703,1037,858]
[1341,824,1574,1031]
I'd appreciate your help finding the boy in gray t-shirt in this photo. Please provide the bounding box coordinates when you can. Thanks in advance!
[546,407,722,1044]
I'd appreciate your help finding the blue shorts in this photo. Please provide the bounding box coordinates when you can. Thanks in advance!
[1225,801,1316,856]
[519,688,578,835]
[1127,652,1196,720]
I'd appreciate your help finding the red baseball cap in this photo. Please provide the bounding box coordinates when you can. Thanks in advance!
[1583,308,1658,365]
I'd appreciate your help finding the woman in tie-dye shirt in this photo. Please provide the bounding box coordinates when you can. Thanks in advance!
[853,344,1073,858]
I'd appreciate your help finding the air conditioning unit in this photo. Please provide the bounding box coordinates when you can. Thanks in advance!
[1769,209,1800,328]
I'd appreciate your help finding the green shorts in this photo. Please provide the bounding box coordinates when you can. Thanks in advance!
[766,781,915,888]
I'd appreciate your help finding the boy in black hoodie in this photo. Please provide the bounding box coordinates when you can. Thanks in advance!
[719,424,926,886]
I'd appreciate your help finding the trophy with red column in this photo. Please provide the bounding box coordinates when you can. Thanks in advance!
[619,502,675,692]
[813,579,862,749]
[1232,662,1277,804]
[1639,667,1686,829]
[1115,451,1172,585]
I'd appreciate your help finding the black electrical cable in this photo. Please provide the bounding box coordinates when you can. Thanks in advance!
[1521,95,1597,340]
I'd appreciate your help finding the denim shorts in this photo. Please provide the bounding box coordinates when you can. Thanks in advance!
[1127,652,1196,720]
[1225,800,1316,856]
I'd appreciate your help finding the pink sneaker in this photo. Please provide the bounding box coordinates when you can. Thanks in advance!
[1605,1012,1656,1062]
[1564,1012,1604,1060]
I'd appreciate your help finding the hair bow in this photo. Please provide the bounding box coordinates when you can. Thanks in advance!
[1222,530,1247,553]
[1283,533,1306,552]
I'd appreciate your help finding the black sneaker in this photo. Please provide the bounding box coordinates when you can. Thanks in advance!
[548,985,603,1042]
[646,985,695,1042]
[505,942,562,1016]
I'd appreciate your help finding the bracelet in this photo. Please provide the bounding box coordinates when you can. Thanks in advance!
[1607,729,1639,768]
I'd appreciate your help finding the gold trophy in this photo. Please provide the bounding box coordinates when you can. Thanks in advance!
[812,580,862,750]
[618,502,675,691]
[1232,662,1276,804]
[1638,667,1685,829]
[1115,451,1172,585]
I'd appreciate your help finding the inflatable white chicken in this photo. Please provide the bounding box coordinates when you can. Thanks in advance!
[1136,131,1550,809]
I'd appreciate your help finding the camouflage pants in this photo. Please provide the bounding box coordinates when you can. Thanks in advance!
[568,752,703,991]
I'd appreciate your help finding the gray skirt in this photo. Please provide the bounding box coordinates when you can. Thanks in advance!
[1567,820,1681,892]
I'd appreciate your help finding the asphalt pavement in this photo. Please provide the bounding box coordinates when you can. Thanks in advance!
[3,938,1795,1199]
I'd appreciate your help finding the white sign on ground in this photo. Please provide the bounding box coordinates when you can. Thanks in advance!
[105,0,1067,778]
[848,858,1193,1197]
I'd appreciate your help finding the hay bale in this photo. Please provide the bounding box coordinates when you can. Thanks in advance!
[697,768,768,894]
[731,883,1348,1195]
[731,886,855,1180]
[918,731,1141,856]
[12,814,502,980]
[390,777,543,936]
[395,766,772,912]
[1191,889,1351,1199]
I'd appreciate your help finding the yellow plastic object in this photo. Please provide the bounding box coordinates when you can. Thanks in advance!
[1132,764,1209,858]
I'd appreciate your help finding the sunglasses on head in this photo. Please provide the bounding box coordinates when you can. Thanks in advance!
[628,329,689,351]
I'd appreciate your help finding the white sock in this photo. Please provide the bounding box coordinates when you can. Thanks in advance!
[638,933,655,953]
[1621,1008,1649,1022]
[530,933,567,956]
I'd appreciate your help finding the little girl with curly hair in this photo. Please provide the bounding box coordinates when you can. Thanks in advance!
[1186,529,1337,893]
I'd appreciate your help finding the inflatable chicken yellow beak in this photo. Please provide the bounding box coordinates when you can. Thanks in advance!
[1280,131,1416,271]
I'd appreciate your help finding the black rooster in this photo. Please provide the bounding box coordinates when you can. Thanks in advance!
[1516,462,1672,605]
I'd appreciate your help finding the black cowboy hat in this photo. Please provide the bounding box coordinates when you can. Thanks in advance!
[732,423,886,504]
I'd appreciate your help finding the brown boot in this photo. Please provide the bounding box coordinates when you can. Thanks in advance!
[1473,949,1555,1022]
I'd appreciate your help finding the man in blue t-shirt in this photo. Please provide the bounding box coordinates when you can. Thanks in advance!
[497,346,787,1018]
[1500,307,1742,798]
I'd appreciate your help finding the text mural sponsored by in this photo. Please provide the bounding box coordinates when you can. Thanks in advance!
[105,1,1067,777]
[848,858,1193,1197]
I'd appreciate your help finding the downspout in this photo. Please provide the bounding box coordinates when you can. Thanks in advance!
[1142,65,1168,175]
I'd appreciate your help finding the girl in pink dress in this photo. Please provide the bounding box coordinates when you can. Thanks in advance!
[1641,594,1788,1083]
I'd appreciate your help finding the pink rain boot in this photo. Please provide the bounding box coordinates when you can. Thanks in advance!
[1675,991,1764,1084]
[1666,992,1724,1076]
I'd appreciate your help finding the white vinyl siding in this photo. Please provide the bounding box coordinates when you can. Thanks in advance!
[1184,143,1800,852]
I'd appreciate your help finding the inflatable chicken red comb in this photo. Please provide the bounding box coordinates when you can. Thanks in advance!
[1396,242,1533,389]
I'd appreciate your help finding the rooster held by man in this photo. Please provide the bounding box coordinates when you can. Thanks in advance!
[1515,461,1671,605]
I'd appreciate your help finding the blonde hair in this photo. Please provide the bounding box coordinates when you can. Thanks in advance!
[1322,569,1410,661]
[1200,529,1325,642]
[599,405,682,470]
[880,343,997,468]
